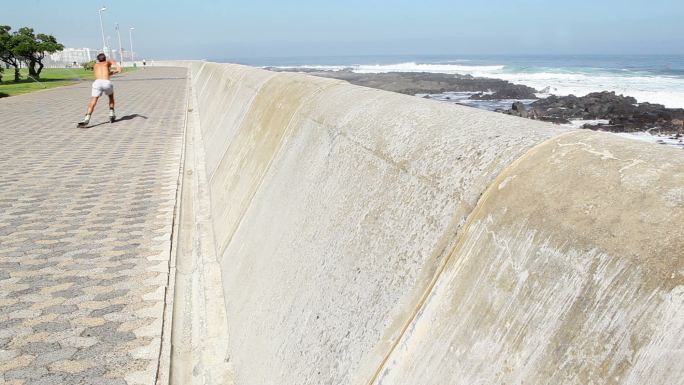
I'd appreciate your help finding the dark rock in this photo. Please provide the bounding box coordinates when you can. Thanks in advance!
[511,102,528,118]
[538,116,571,124]
[469,84,537,100]
[505,91,684,134]
[512,102,526,112]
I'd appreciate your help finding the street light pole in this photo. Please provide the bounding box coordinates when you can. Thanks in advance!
[115,23,124,66]
[98,6,107,54]
[129,27,135,65]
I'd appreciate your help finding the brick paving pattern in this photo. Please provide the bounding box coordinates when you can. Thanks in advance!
[0,67,187,385]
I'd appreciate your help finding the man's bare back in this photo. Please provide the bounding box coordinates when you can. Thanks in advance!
[93,60,122,80]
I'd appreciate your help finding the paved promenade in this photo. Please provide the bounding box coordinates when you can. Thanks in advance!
[0,68,187,385]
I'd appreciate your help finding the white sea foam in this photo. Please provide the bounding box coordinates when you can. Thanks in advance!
[273,64,351,71]
[272,62,504,74]
[470,71,684,109]
[353,62,505,74]
[418,91,536,112]
[615,132,684,149]
[274,61,684,108]
[567,119,611,129]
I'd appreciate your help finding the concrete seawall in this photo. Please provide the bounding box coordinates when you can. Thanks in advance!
[161,61,683,385]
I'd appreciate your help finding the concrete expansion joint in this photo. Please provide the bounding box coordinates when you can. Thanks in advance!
[156,69,193,385]
[334,128,444,191]
[213,81,344,259]
[364,128,609,385]
[165,68,235,385]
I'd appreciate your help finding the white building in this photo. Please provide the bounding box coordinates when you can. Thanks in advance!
[48,48,95,67]
[45,47,138,67]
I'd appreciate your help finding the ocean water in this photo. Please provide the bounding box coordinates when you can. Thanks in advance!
[240,54,684,108]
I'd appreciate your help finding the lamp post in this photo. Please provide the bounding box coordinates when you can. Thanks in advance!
[129,27,135,65]
[115,23,123,65]
[98,6,107,54]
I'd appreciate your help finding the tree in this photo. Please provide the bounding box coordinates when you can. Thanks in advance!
[0,25,21,82]
[13,27,63,79]
[82,60,95,71]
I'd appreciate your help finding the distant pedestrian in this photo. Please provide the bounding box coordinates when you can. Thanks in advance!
[77,53,122,127]
[142,59,146,69]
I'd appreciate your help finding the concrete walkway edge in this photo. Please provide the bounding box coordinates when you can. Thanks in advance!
[155,69,192,385]
[166,70,235,385]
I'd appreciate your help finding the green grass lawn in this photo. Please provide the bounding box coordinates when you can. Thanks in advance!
[0,67,139,97]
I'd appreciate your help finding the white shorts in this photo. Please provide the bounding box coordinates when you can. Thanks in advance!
[91,79,114,97]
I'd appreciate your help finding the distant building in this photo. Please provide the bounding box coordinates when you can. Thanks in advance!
[45,47,138,67]
[48,48,95,67]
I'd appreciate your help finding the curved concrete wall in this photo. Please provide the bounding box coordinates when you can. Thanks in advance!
[163,61,683,385]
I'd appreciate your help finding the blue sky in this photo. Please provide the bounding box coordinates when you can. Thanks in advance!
[4,0,684,60]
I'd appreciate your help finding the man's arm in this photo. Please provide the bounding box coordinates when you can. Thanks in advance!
[108,60,123,74]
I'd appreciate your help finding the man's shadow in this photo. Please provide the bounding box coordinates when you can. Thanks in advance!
[117,114,148,122]
[84,114,148,128]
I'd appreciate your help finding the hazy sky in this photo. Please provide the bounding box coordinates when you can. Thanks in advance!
[4,0,684,61]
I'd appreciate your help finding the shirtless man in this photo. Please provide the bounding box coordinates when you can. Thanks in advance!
[77,53,123,127]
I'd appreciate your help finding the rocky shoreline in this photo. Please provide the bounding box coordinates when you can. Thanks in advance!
[270,68,684,137]
[503,91,684,134]
[269,68,539,100]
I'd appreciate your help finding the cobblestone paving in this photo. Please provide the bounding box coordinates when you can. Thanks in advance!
[0,67,187,385]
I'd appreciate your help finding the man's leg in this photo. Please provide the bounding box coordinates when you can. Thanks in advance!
[86,96,99,115]
[78,96,99,127]
[108,93,116,122]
